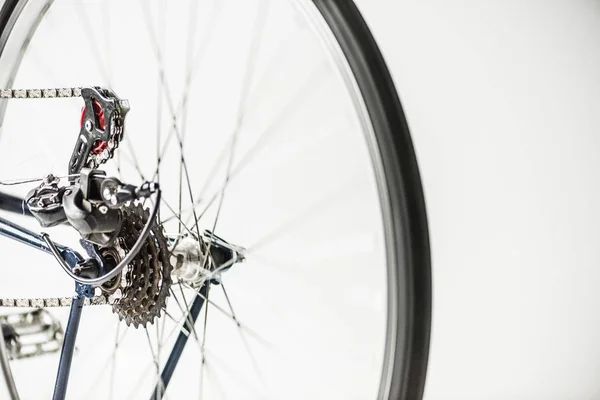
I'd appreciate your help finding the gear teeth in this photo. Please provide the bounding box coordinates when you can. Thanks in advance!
[112,202,172,329]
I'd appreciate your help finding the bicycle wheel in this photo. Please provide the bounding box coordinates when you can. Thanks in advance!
[0,0,430,399]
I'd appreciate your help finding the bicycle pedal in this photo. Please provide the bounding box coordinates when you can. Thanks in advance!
[0,309,63,360]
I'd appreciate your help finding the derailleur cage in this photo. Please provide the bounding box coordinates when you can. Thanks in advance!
[68,87,130,176]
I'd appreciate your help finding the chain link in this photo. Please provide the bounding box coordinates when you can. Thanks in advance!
[0,87,82,99]
[0,294,115,308]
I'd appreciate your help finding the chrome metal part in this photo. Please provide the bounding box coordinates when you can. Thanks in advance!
[0,309,63,360]
[169,231,246,288]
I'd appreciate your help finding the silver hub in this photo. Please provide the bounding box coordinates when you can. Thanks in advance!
[170,236,210,287]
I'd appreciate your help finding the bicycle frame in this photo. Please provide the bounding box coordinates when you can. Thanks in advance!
[0,191,205,400]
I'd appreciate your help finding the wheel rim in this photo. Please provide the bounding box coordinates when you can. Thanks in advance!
[0,0,401,398]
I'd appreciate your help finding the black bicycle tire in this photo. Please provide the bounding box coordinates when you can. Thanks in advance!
[312,1,432,399]
[0,0,22,55]
[0,0,432,398]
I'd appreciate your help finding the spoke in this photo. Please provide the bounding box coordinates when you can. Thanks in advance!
[180,161,204,252]
[201,347,263,398]
[221,282,272,348]
[186,282,271,349]
[109,322,120,400]
[188,1,270,276]
[238,324,268,394]
[198,282,268,395]
[188,63,324,228]
[168,286,201,346]
[177,281,200,341]
[160,284,206,346]
[121,137,147,180]
[155,0,166,207]
[183,0,200,92]
[142,1,205,246]
[170,0,270,232]
[224,67,323,181]
[75,2,112,86]
[162,198,199,241]
[151,0,223,182]
[248,181,351,251]
[203,363,228,400]
[191,137,233,206]
[104,0,113,85]
[163,309,191,338]
[145,326,166,399]
[140,0,175,109]
[140,0,181,151]
[160,198,201,224]
[156,320,161,374]
[200,285,211,354]
[133,296,208,399]
[128,362,154,399]
[199,284,211,398]
[191,284,268,395]
[160,301,168,348]
[160,137,233,224]
[151,116,180,182]
[189,285,234,323]
[187,0,222,84]
[176,0,200,237]
[231,0,270,125]
[81,323,129,400]
[246,30,297,114]
[220,282,238,323]
[26,40,61,85]
[177,156,184,236]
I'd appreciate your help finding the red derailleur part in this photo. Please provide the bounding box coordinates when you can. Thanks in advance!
[68,87,129,176]
[80,99,108,155]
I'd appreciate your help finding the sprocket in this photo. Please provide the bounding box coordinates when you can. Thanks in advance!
[109,202,172,328]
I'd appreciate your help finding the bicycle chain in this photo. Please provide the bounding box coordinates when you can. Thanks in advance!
[1,87,124,309]
[0,295,114,308]
[0,87,82,99]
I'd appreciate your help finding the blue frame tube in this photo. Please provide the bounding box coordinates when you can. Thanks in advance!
[52,292,85,400]
[0,215,82,264]
[151,283,208,400]
[0,191,30,217]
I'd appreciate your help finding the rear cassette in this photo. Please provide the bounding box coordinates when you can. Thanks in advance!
[109,202,172,328]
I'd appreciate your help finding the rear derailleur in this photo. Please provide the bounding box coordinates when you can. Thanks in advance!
[25,168,157,280]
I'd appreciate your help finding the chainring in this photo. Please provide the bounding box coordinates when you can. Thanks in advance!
[109,202,172,328]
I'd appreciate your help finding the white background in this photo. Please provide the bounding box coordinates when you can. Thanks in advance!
[356,1,600,399]
[1,1,599,399]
